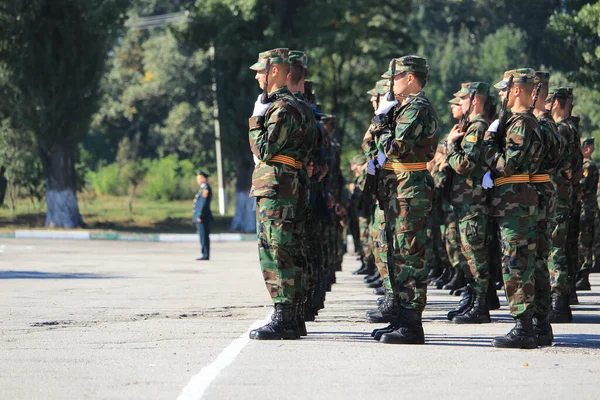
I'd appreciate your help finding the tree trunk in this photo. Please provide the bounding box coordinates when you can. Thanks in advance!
[230,159,256,233]
[41,144,85,228]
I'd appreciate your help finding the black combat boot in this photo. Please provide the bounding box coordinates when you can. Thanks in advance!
[487,283,501,310]
[491,313,537,349]
[453,294,491,324]
[548,292,572,323]
[568,285,579,305]
[376,296,385,306]
[249,304,300,340]
[353,259,369,275]
[427,265,443,284]
[304,293,316,322]
[443,269,465,292]
[379,308,425,345]
[366,293,400,323]
[294,299,307,336]
[576,270,592,291]
[364,272,381,284]
[373,286,386,295]
[447,285,474,321]
[533,315,553,347]
[367,278,383,289]
[433,266,453,289]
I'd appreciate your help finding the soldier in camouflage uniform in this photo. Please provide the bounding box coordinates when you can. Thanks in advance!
[361,80,400,325]
[529,71,563,346]
[444,82,491,324]
[286,50,318,329]
[546,87,578,323]
[577,137,598,290]
[484,69,543,349]
[366,56,440,344]
[247,48,308,340]
[349,154,367,273]
[564,88,584,307]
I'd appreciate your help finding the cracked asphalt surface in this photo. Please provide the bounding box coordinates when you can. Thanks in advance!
[1,239,599,399]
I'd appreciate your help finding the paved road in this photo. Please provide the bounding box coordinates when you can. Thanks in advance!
[1,240,599,400]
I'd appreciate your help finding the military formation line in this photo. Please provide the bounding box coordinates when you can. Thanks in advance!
[244,48,598,349]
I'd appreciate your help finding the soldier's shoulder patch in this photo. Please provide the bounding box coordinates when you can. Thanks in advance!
[465,134,478,143]
[584,170,589,178]
[202,190,209,198]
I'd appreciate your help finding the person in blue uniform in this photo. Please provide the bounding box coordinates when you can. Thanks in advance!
[193,170,213,260]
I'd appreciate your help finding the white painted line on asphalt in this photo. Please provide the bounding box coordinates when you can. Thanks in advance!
[176,313,271,400]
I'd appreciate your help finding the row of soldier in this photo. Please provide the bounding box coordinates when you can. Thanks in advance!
[244,47,596,349]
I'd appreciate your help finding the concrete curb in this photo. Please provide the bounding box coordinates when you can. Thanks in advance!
[0,230,258,243]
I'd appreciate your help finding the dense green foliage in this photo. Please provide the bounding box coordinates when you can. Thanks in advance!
[1,0,600,221]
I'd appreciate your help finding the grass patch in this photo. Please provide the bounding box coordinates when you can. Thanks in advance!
[0,195,233,233]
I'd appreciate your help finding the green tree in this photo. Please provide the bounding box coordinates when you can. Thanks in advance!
[0,0,128,227]
[549,2,600,89]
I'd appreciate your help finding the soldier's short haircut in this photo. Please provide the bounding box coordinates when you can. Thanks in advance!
[484,97,497,121]
[556,96,567,109]
[409,72,427,88]
[288,63,306,86]
[515,82,534,95]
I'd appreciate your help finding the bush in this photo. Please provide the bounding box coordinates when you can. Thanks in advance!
[87,163,124,196]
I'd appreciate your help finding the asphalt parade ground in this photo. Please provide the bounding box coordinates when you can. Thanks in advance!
[1,239,600,400]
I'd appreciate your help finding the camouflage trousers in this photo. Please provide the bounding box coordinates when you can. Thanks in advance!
[579,208,596,271]
[496,207,538,318]
[452,204,489,295]
[533,182,556,318]
[349,207,364,259]
[305,209,324,298]
[371,205,392,293]
[292,183,310,301]
[549,209,570,295]
[382,197,431,311]
[359,214,374,265]
[444,207,471,278]
[566,200,581,287]
[256,196,298,304]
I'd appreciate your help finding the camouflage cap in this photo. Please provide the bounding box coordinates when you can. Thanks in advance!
[351,154,366,165]
[545,87,569,102]
[494,68,536,89]
[289,50,308,69]
[453,82,490,98]
[581,137,595,147]
[249,48,289,71]
[565,87,574,99]
[367,79,389,96]
[448,97,461,105]
[381,55,429,78]
[534,71,550,84]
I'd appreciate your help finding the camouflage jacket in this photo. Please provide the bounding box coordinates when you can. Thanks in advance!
[371,91,439,200]
[564,117,584,197]
[248,86,305,198]
[293,91,318,166]
[490,111,543,215]
[581,157,599,215]
[538,112,567,176]
[447,114,489,211]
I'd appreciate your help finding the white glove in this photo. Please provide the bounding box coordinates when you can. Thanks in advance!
[367,159,376,175]
[375,97,398,116]
[377,151,386,166]
[252,94,272,117]
[488,119,500,133]
[253,154,260,165]
[482,171,494,189]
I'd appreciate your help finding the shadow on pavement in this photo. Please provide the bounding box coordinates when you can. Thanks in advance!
[554,334,600,348]
[0,270,124,279]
